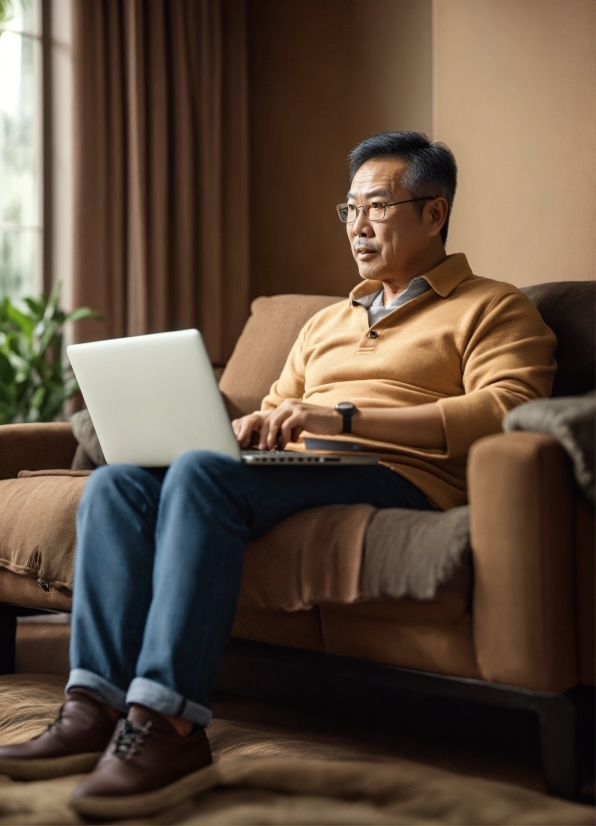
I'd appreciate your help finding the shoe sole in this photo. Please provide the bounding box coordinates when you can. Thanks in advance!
[0,751,102,781]
[70,762,217,819]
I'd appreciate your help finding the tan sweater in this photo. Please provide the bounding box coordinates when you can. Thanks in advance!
[261,254,557,510]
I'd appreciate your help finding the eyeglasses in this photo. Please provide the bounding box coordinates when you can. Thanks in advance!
[336,196,437,223]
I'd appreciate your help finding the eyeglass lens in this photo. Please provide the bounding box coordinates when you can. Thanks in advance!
[337,203,386,223]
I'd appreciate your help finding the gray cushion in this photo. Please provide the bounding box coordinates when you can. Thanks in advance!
[70,409,106,468]
[522,281,595,398]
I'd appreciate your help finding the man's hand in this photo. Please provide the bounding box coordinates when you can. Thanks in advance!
[232,400,342,450]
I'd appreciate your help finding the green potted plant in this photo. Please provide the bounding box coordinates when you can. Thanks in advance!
[0,281,103,424]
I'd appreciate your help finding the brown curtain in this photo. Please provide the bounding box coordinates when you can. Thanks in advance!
[71,0,249,365]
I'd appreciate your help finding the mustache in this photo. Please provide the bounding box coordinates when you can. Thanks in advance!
[353,241,380,253]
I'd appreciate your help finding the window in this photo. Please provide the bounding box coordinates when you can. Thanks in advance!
[0,0,42,299]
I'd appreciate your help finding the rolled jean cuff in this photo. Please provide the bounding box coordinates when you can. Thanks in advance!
[66,668,129,714]
[126,678,212,728]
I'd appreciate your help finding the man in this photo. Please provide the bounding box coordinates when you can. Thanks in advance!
[0,132,556,819]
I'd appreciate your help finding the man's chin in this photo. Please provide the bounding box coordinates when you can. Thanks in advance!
[357,266,383,283]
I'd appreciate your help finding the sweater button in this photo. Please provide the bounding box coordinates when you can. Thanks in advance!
[368,330,379,339]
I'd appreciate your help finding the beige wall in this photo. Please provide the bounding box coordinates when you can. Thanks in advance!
[248,0,433,299]
[248,0,595,297]
[433,0,596,286]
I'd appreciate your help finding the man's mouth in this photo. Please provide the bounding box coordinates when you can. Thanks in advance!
[354,245,379,256]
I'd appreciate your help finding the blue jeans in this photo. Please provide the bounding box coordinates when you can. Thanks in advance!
[66,450,434,726]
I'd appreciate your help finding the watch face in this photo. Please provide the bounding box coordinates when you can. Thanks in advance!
[336,402,356,414]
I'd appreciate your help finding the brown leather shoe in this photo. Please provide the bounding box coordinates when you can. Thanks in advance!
[70,705,213,820]
[0,689,119,780]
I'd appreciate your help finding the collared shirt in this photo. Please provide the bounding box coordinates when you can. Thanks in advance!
[353,276,432,327]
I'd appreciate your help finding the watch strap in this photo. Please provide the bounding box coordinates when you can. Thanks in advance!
[335,402,358,434]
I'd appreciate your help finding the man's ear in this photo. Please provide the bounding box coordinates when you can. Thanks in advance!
[426,197,448,238]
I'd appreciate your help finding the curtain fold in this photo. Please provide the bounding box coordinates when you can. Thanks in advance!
[72,0,249,365]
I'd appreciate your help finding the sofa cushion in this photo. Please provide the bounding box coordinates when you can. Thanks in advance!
[239,504,376,612]
[0,566,72,611]
[0,471,471,622]
[319,606,480,678]
[218,294,342,418]
[70,409,106,468]
[522,281,595,398]
[0,471,91,591]
[231,607,325,653]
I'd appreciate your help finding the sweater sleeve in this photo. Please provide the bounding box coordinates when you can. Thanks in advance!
[436,290,557,458]
[260,323,309,411]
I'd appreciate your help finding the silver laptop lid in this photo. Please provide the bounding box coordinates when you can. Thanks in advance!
[67,330,241,466]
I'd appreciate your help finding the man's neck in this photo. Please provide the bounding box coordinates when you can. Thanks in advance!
[380,246,447,304]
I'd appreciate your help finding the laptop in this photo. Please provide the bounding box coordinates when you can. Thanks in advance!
[66,329,379,467]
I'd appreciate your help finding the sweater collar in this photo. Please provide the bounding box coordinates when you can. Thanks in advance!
[348,253,473,302]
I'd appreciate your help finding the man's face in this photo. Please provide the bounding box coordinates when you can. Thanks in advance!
[346,157,433,283]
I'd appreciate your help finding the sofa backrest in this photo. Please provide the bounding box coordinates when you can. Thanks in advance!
[219,294,342,418]
[219,280,595,417]
[522,281,595,398]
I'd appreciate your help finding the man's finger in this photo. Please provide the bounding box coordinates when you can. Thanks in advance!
[235,414,263,447]
[265,416,282,449]
[280,414,300,448]
[264,408,291,449]
[259,416,274,450]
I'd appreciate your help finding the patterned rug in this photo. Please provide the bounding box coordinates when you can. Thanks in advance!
[0,674,592,825]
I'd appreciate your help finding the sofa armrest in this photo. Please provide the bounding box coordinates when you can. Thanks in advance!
[468,431,578,692]
[0,423,78,480]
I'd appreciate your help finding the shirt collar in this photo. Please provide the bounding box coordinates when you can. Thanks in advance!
[348,253,473,303]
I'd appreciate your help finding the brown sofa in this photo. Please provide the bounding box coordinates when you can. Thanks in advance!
[0,280,593,797]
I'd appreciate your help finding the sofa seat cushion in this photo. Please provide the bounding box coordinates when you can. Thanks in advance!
[319,604,480,678]
[0,471,471,625]
[0,471,91,592]
[0,566,72,611]
[231,607,325,653]
[239,504,376,611]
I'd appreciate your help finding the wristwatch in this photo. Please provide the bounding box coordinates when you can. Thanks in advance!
[335,402,359,434]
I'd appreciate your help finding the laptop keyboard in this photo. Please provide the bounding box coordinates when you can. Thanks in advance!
[241,450,341,463]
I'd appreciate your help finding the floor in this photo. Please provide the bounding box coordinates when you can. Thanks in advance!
[9,618,595,823]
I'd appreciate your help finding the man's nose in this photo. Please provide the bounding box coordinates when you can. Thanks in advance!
[352,207,372,235]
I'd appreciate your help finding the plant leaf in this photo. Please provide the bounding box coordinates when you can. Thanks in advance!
[0,283,103,423]
[29,386,46,410]
[0,351,15,384]
[4,302,34,336]
[23,297,45,320]
[43,280,63,323]
[64,307,105,324]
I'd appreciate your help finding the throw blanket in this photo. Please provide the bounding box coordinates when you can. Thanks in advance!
[361,506,471,601]
[504,392,595,506]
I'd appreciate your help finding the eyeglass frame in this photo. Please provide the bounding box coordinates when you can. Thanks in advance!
[336,196,438,223]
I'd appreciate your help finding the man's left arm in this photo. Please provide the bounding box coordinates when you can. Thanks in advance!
[432,289,557,458]
[352,291,556,453]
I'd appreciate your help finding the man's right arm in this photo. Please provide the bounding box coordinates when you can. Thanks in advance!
[231,326,308,447]
[260,326,308,411]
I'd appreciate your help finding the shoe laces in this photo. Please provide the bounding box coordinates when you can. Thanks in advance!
[112,718,153,759]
